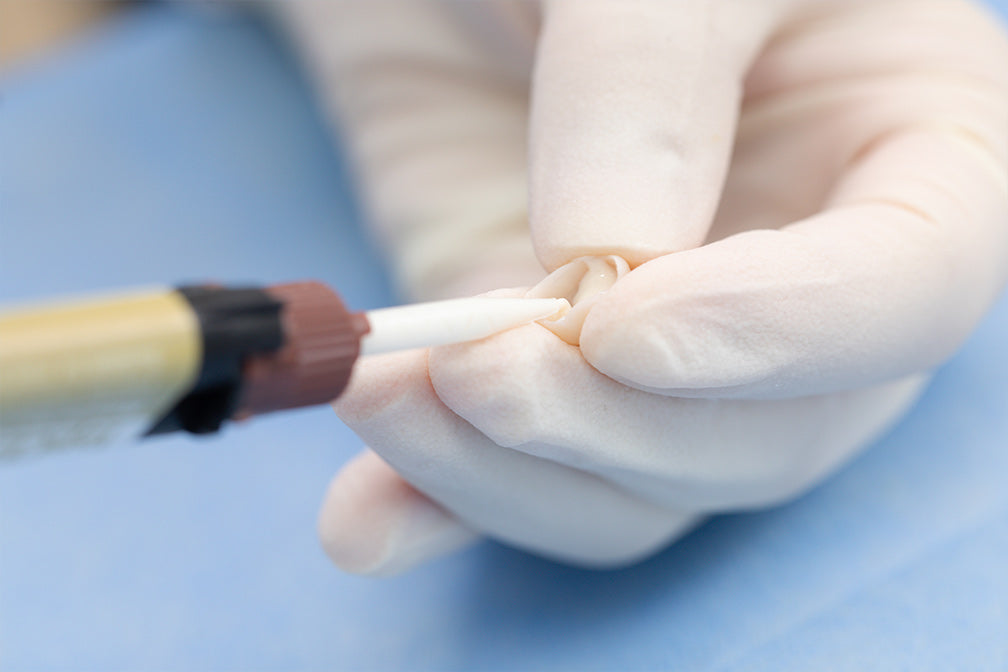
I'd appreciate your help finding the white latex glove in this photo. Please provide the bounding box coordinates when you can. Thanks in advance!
[281,1,1008,575]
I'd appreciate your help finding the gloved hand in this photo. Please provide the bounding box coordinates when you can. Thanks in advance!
[281,0,1008,575]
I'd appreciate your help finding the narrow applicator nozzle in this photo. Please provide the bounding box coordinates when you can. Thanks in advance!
[360,297,571,357]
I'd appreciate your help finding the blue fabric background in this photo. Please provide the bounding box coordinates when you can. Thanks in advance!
[1,3,1006,669]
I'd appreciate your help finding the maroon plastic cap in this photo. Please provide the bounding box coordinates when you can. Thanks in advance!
[236,281,370,416]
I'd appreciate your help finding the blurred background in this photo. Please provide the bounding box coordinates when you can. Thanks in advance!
[1,2,1007,670]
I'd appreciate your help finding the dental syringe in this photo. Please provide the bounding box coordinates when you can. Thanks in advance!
[0,281,569,458]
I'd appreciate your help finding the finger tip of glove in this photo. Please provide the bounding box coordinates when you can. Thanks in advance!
[318,452,477,576]
[578,259,726,391]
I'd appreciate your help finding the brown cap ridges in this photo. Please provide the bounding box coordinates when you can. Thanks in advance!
[237,281,369,417]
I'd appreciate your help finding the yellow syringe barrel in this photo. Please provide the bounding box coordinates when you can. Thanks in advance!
[0,288,203,458]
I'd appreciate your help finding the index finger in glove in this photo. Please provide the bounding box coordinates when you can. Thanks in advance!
[529,0,793,269]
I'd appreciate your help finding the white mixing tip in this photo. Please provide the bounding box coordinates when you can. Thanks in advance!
[360,297,571,356]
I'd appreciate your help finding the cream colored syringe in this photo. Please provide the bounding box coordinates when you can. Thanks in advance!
[0,281,569,459]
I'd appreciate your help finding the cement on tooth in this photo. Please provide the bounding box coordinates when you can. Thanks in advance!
[527,255,630,345]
